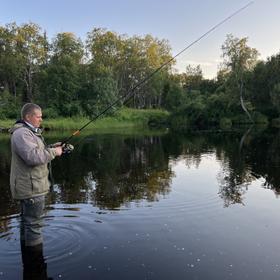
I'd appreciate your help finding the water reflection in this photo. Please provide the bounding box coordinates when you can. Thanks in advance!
[50,135,173,208]
[21,240,50,280]
[1,128,280,279]
[1,128,280,214]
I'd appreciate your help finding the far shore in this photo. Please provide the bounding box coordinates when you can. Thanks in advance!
[0,108,170,132]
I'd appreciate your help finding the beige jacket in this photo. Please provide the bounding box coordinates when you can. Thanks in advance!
[10,122,57,200]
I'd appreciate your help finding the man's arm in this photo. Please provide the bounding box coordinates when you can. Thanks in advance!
[12,129,58,166]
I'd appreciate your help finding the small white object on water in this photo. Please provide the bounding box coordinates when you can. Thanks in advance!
[0,272,3,275]
[68,252,72,255]
[58,274,62,278]
[197,258,200,262]
[88,265,92,269]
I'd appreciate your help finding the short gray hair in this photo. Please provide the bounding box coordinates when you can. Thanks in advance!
[21,103,42,120]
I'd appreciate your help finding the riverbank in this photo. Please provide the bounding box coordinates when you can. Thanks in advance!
[0,108,170,131]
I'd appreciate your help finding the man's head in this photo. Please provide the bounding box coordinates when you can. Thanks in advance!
[21,103,42,128]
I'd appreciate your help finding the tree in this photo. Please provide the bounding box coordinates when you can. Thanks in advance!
[181,64,203,92]
[221,34,259,122]
[52,32,84,63]
[15,22,48,102]
[86,28,173,109]
[40,32,84,116]
[0,23,24,100]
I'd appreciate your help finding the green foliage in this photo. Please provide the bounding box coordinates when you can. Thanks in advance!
[115,108,169,126]
[252,112,269,124]
[39,108,169,130]
[270,83,280,113]
[161,79,184,111]
[271,118,280,127]
[0,90,19,119]
[182,64,203,91]
[79,74,118,117]
[169,114,190,130]
[219,118,232,129]
[52,32,84,63]
[2,22,280,129]
[43,107,59,119]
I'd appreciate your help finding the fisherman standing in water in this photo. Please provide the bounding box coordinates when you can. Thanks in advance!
[9,103,63,250]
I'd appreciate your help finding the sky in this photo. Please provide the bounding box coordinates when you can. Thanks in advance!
[1,0,280,79]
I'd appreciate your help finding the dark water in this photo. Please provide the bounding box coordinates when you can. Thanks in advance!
[1,127,280,280]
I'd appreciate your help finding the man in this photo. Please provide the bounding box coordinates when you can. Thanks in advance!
[10,103,63,247]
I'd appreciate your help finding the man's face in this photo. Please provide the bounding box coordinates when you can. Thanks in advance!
[26,109,42,128]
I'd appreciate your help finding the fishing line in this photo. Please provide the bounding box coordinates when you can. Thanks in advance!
[62,1,254,145]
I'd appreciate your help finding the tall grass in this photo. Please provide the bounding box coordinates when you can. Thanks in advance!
[0,108,169,131]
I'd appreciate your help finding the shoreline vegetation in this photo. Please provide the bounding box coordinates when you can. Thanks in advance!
[0,108,170,132]
[0,107,278,135]
[1,23,280,130]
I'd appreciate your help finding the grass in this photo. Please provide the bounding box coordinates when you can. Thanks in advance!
[0,108,170,131]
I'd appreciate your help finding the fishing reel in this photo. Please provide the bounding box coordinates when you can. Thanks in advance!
[62,143,74,154]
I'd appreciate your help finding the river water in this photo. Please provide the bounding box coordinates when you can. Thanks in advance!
[1,127,280,280]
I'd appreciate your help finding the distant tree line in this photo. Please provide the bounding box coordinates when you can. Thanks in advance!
[1,22,280,128]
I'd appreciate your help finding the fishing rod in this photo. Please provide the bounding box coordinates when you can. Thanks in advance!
[62,1,254,147]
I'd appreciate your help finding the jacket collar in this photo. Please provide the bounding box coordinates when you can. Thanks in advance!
[11,119,43,135]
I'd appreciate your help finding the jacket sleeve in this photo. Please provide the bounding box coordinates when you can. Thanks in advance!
[12,128,57,166]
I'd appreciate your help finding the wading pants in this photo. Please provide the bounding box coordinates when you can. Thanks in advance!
[20,195,45,247]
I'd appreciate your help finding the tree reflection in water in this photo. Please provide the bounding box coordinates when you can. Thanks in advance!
[1,128,280,213]
[50,134,174,209]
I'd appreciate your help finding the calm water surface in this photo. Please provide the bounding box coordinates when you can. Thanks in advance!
[1,128,280,280]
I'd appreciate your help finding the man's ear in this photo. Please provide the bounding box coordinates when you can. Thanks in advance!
[25,114,31,122]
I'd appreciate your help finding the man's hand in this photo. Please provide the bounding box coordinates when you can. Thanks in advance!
[55,146,63,156]
[50,142,74,155]
[51,142,62,148]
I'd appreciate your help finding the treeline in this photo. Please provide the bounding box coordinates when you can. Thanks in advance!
[1,22,280,128]
[0,22,173,119]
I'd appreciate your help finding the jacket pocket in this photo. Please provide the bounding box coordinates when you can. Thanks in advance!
[14,176,33,198]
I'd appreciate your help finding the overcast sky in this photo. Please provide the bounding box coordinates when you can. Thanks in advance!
[1,0,279,78]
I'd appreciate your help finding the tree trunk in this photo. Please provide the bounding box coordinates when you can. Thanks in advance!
[23,66,33,102]
[239,80,254,123]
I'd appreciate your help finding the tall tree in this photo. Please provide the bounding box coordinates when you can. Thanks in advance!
[86,29,173,109]
[15,23,48,102]
[181,64,203,92]
[221,34,259,122]
[41,32,84,116]
[0,23,24,99]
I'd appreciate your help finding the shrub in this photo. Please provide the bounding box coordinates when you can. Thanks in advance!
[252,112,268,124]
[271,118,280,127]
[219,118,232,129]
[43,107,59,119]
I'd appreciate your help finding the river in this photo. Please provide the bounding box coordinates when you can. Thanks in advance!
[1,127,280,280]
